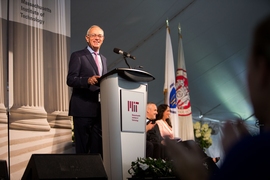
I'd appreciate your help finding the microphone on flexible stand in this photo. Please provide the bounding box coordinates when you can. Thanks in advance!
[113,48,136,68]
[113,48,136,60]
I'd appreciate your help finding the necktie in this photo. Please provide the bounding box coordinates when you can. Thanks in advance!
[94,52,101,75]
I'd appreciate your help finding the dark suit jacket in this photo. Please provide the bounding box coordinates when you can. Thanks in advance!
[147,124,163,144]
[67,47,107,117]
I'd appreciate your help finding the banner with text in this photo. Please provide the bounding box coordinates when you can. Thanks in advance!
[9,0,70,36]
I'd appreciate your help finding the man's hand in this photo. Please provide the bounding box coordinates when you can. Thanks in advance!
[88,75,100,85]
[146,122,155,132]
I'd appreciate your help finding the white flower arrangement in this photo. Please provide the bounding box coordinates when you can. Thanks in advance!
[193,121,213,150]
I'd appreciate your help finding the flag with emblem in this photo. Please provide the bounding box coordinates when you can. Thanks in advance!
[164,20,179,136]
[176,23,194,141]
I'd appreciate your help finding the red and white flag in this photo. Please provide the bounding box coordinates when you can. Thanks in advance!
[164,20,179,136]
[176,23,194,141]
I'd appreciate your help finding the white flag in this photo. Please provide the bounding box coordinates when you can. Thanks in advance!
[176,23,194,141]
[164,21,179,137]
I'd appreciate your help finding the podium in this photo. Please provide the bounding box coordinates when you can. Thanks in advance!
[99,68,155,180]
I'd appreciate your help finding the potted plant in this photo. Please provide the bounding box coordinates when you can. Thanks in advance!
[127,157,178,180]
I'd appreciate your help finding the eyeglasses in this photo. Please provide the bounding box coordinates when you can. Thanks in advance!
[88,34,104,38]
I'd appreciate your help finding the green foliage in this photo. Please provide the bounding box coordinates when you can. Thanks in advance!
[128,157,175,178]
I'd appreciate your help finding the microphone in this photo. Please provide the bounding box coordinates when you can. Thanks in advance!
[113,48,136,60]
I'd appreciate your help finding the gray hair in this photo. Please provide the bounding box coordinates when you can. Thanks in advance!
[86,25,104,36]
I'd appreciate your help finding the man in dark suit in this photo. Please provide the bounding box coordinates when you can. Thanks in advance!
[146,102,157,158]
[67,25,107,155]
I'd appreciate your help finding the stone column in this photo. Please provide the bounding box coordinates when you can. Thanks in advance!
[0,16,7,124]
[45,33,71,129]
[44,1,71,129]
[9,23,50,131]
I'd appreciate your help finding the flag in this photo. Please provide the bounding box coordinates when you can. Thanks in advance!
[176,23,194,141]
[164,20,179,136]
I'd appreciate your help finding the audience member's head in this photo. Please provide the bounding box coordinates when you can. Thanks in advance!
[156,104,172,128]
[247,14,270,132]
[146,102,158,120]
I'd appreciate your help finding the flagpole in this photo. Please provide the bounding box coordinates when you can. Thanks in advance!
[178,23,182,39]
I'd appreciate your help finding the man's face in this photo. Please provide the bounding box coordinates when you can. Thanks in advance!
[85,26,104,51]
[147,104,157,120]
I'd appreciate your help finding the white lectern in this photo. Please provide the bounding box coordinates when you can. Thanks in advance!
[99,68,155,180]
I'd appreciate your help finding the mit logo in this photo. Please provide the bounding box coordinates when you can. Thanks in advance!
[128,101,139,112]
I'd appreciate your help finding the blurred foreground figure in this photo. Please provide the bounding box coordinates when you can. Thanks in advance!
[165,14,270,180]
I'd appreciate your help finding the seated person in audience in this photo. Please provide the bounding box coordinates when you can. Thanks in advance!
[146,102,158,132]
[145,102,158,158]
[147,104,174,144]
[147,104,175,159]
